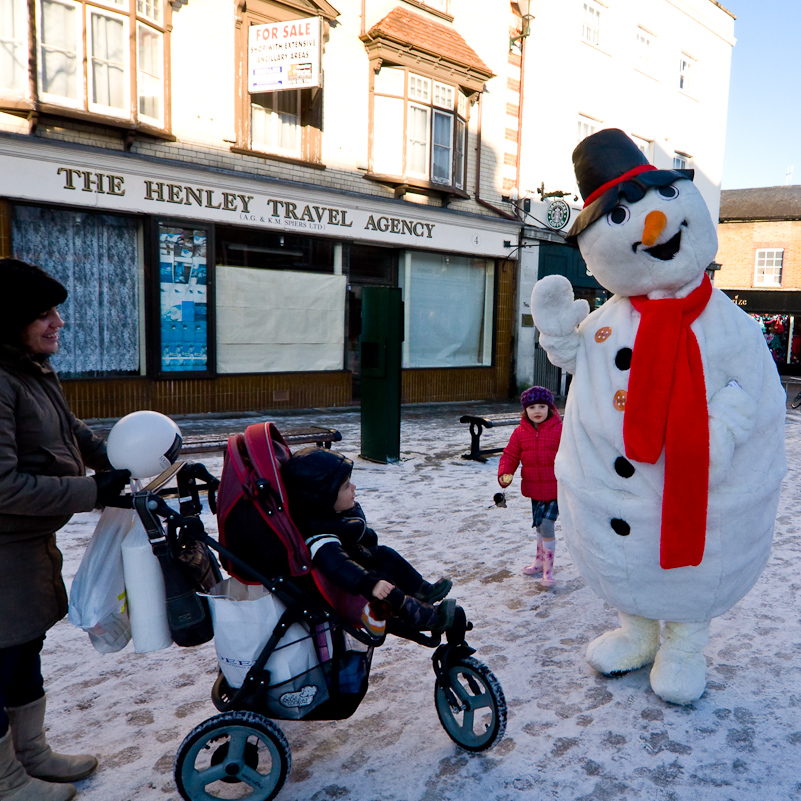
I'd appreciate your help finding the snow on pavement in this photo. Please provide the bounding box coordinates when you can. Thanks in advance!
[42,404,801,800]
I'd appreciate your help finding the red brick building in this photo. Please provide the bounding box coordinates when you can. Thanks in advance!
[716,187,801,375]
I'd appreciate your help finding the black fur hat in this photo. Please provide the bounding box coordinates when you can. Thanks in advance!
[0,258,67,343]
[566,128,694,242]
[281,446,354,516]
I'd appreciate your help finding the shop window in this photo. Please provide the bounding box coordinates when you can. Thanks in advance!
[753,314,796,368]
[0,0,169,129]
[215,225,344,374]
[401,252,494,368]
[754,248,783,287]
[371,67,469,190]
[234,0,339,164]
[155,223,212,375]
[11,205,142,379]
[582,1,602,47]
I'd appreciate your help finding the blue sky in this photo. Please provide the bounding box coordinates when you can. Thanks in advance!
[722,0,801,189]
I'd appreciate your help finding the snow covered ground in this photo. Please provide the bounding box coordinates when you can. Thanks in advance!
[43,402,801,801]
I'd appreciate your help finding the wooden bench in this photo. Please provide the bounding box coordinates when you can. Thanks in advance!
[181,425,342,455]
[459,413,521,462]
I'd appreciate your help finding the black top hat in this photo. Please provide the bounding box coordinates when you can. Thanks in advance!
[565,128,694,242]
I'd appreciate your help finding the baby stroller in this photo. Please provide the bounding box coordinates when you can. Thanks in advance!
[131,422,507,801]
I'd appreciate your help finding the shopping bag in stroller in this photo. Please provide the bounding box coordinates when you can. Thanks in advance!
[202,576,329,719]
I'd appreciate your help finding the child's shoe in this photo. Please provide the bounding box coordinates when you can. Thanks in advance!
[414,577,452,604]
[399,596,456,634]
[540,549,555,588]
[430,599,457,634]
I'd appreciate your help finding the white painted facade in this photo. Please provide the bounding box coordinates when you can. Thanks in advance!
[512,0,735,391]
[0,0,735,407]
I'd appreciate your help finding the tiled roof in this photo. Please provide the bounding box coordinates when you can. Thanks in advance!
[719,186,801,222]
[363,7,493,77]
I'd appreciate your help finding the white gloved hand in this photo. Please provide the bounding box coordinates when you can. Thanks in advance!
[531,275,589,374]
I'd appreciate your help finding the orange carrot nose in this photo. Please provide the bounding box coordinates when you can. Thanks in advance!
[641,210,667,247]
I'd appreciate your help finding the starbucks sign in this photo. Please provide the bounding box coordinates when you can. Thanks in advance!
[546,199,571,230]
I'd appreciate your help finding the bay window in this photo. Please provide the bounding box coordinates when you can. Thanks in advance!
[371,67,468,191]
[1,0,168,130]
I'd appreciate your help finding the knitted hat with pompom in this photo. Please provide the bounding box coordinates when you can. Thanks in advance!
[520,386,555,409]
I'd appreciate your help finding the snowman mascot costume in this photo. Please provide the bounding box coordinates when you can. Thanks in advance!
[531,129,786,705]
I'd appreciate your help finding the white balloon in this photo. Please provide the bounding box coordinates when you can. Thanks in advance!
[107,410,182,479]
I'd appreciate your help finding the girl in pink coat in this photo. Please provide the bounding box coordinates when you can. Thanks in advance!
[498,386,562,586]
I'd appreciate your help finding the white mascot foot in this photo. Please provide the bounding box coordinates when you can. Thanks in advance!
[649,620,710,705]
[586,612,660,675]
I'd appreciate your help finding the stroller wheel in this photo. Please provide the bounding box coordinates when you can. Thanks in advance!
[174,711,291,801]
[434,656,507,752]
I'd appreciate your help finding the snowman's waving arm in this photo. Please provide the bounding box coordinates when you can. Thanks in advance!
[531,275,590,375]
[707,379,758,486]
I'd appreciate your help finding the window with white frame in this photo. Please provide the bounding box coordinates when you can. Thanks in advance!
[577,115,597,144]
[15,0,169,127]
[0,0,29,95]
[679,53,694,93]
[632,134,652,161]
[636,28,651,72]
[672,152,689,170]
[251,90,302,158]
[372,66,469,189]
[755,249,784,287]
[582,1,601,47]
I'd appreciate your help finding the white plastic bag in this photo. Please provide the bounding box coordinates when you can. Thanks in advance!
[121,519,172,653]
[204,577,319,689]
[68,506,133,654]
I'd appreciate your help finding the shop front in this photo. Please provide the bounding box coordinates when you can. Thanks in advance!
[0,136,519,418]
[720,288,801,375]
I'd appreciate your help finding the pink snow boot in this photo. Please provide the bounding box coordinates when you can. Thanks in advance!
[522,540,544,576]
[539,547,555,588]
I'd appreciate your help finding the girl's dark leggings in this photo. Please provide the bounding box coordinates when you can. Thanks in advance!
[0,636,46,737]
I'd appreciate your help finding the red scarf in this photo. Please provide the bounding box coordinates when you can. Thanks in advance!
[624,275,712,569]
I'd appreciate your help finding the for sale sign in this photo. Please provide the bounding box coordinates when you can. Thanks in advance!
[248,18,322,93]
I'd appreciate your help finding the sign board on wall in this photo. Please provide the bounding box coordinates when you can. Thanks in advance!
[248,18,322,93]
[0,138,521,259]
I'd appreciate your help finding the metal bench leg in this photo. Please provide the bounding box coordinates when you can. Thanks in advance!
[462,422,488,463]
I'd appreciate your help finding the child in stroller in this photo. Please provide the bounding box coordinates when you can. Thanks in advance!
[281,446,455,635]
[130,422,506,801]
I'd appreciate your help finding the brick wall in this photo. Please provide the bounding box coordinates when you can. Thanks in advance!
[717,219,801,289]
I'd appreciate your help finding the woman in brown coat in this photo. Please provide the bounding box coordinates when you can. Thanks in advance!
[0,259,129,801]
